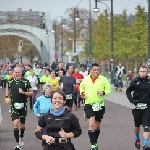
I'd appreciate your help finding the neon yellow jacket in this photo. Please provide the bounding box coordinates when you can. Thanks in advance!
[80,75,111,106]
[4,75,10,80]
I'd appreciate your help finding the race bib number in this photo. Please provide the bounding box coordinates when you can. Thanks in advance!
[76,79,81,83]
[135,103,147,109]
[66,94,72,100]
[14,103,24,109]
[92,103,101,111]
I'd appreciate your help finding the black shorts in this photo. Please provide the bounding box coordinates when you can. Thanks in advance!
[84,104,105,122]
[132,108,150,127]
[64,99,73,108]
[11,102,27,123]
[37,78,40,84]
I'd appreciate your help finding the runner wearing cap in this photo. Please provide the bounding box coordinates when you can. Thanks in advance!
[33,83,53,150]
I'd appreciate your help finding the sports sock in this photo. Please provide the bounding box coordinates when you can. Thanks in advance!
[135,134,140,141]
[95,129,100,143]
[14,128,19,143]
[20,128,25,138]
[88,130,95,145]
[143,138,149,146]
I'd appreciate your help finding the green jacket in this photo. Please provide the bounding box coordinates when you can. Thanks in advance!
[24,70,38,77]
[4,75,10,81]
[80,75,111,106]
[40,75,50,87]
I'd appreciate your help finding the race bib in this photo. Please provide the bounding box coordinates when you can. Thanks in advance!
[66,94,72,100]
[14,103,24,109]
[76,79,81,83]
[135,103,147,109]
[92,103,101,111]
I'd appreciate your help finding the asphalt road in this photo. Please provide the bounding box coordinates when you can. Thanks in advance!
[0,88,141,150]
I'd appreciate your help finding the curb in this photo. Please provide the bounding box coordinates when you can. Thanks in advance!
[110,84,126,92]
[0,104,2,150]
[0,104,3,126]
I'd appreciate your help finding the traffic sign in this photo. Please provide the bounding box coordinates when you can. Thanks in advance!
[18,46,22,52]
[19,40,23,47]
[54,53,58,58]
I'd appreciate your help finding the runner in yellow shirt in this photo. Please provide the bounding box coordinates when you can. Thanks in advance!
[46,70,59,90]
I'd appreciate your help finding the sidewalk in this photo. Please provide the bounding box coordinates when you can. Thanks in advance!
[0,89,137,150]
[108,78,127,92]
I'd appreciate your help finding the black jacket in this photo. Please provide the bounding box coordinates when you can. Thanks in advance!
[126,76,150,103]
[38,109,82,150]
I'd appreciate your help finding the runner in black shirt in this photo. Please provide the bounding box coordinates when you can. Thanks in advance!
[55,62,66,77]
[5,67,33,150]
[59,65,76,111]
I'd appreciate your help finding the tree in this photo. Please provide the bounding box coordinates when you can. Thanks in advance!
[62,8,89,53]
[0,35,40,62]
[135,5,147,57]
[92,9,110,61]
[130,5,147,67]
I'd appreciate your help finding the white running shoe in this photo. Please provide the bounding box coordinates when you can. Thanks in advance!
[19,138,24,146]
[14,144,21,150]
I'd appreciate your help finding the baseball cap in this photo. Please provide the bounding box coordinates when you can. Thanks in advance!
[43,83,53,92]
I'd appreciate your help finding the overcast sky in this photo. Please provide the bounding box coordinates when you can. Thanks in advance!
[0,0,148,20]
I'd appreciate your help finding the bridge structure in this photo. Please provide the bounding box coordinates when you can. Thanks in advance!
[0,11,55,64]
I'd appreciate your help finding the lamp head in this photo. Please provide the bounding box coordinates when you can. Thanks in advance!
[51,30,55,33]
[93,8,100,15]
[75,17,80,22]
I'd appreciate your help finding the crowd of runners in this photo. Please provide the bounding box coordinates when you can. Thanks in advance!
[1,61,150,150]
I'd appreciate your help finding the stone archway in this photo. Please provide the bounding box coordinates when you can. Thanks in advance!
[0,31,42,61]
[0,24,55,64]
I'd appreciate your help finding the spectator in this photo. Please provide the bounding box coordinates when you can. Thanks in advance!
[51,62,57,70]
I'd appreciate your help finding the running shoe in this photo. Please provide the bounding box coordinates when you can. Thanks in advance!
[19,138,24,146]
[77,103,80,108]
[14,145,21,150]
[95,143,98,150]
[90,145,97,150]
[143,145,150,150]
[135,140,140,149]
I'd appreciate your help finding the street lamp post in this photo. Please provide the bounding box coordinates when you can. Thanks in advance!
[51,21,58,63]
[93,0,114,83]
[61,17,64,62]
[74,8,77,53]
[110,0,114,83]
[46,16,64,63]
[148,0,150,69]
[89,0,92,64]
[63,8,78,54]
